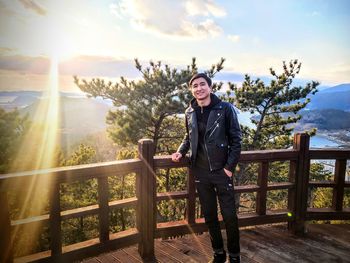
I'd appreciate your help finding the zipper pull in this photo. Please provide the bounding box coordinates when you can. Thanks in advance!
[201,106,203,114]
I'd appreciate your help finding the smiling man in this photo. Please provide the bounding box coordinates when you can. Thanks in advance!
[172,73,242,263]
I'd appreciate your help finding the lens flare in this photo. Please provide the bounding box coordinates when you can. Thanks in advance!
[9,55,60,256]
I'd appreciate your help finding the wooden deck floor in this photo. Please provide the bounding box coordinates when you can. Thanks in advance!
[81,224,350,263]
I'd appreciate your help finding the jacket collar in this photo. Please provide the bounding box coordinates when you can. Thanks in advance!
[188,93,221,113]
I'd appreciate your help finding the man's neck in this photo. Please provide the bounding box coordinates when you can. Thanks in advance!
[196,96,211,107]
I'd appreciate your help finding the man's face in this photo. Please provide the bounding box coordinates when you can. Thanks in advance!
[190,77,211,101]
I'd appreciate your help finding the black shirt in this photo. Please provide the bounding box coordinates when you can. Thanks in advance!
[193,94,220,169]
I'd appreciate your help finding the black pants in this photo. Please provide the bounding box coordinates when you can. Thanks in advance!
[192,166,240,255]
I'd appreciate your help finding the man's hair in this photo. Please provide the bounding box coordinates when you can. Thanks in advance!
[189,73,212,87]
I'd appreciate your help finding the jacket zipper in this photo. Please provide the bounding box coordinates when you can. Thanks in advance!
[204,112,223,171]
[204,142,213,171]
[208,123,219,138]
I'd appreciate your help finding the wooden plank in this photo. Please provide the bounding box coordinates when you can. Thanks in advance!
[109,249,140,263]
[239,149,298,162]
[240,229,299,262]
[308,181,335,188]
[256,162,268,215]
[156,220,208,239]
[80,257,100,263]
[267,182,294,190]
[94,253,119,263]
[97,177,110,242]
[159,236,209,262]
[309,149,350,159]
[0,159,142,191]
[11,197,138,228]
[156,191,188,201]
[154,149,299,167]
[306,224,350,245]
[258,224,348,262]
[332,159,346,211]
[306,208,350,220]
[123,246,144,262]
[238,212,289,227]
[234,185,260,193]
[154,242,183,262]
[154,155,190,169]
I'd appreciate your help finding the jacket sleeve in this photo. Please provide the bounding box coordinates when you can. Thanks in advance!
[177,115,190,156]
[224,104,242,171]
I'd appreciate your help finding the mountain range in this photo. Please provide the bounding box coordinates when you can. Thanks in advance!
[306,84,350,111]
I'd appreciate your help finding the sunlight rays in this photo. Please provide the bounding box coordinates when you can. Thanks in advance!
[9,55,61,255]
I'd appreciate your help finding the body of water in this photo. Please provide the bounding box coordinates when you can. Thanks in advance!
[310,135,339,148]
[236,112,341,149]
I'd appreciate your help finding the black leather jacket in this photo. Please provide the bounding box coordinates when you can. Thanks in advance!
[177,94,242,172]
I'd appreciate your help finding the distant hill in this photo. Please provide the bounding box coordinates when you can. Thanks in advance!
[318,83,350,93]
[0,91,42,111]
[306,83,350,111]
[296,109,350,130]
[19,95,111,135]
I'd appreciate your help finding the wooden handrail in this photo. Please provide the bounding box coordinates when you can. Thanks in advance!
[0,134,349,263]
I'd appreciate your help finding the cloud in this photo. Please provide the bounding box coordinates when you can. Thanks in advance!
[0,55,50,74]
[0,1,15,16]
[0,55,141,92]
[110,0,226,38]
[227,34,240,43]
[18,0,46,16]
[0,54,139,77]
[185,0,226,17]
[59,56,138,77]
[0,47,15,54]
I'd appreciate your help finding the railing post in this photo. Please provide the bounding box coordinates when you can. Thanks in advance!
[186,168,196,224]
[332,159,346,211]
[49,181,62,259]
[137,139,155,260]
[288,157,297,230]
[256,161,269,215]
[290,133,310,235]
[0,189,13,263]
[97,177,110,242]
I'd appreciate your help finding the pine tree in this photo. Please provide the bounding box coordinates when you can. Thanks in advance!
[226,59,319,151]
[0,109,30,173]
[74,58,224,153]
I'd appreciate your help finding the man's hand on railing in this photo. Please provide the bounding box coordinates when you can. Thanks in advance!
[171,152,183,162]
[224,168,233,178]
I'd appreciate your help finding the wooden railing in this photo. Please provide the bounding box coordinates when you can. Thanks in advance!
[0,134,349,263]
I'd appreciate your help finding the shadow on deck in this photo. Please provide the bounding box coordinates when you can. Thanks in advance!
[81,224,350,263]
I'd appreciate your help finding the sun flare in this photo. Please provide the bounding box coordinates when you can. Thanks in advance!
[9,55,61,254]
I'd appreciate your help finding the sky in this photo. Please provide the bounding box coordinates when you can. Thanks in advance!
[0,0,349,93]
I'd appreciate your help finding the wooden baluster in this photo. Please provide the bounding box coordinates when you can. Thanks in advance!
[98,177,110,242]
[288,158,297,230]
[0,189,13,263]
[332,159,346,211]
[186,168,196,224]
[49,181,62,258]
[256,161,269,215]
